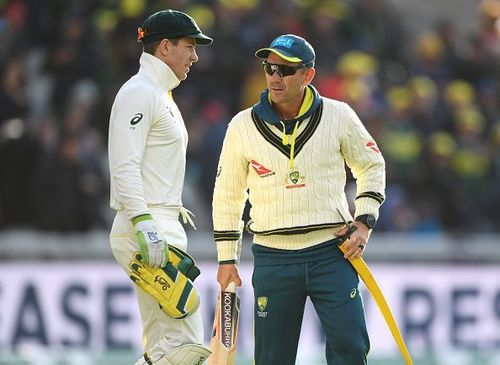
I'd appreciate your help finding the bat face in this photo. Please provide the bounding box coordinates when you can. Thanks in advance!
[220,290,240,348]
[208,285,240,365]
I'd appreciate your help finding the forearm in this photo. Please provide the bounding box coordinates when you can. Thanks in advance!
[213,186,247,263]
[111,162,149,219]
[354,162,386,219]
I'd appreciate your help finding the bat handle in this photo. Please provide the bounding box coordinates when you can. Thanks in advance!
[225,281,237,293]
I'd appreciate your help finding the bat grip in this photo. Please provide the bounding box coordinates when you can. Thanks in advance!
[334,225,358,246]
[225,281,237,293]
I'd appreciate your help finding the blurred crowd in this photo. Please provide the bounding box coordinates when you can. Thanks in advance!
[0,0,499,233]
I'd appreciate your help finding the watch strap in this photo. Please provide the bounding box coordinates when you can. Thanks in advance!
[355,214,377,230]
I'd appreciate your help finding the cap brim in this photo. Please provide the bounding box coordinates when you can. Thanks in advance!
[255,48,302,63]
[190,33,213,45]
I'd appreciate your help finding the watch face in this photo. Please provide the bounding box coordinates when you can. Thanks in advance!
[366,215,376,228]
[357,215,376,229]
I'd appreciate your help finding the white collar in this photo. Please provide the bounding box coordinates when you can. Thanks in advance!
[139,52,180,92]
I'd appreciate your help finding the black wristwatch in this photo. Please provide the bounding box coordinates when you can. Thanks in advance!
[355,214,377,230]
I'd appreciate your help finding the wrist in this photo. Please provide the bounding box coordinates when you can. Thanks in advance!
[132,213,153,225]
[355,214,377,230]
[219,260,237,265]
[216,241,239,263]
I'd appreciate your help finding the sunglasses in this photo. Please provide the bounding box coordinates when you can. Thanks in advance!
[262,61,305,77]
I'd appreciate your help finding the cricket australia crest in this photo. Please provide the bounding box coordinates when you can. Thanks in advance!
[284,168,306,189]
[257,296,268,317]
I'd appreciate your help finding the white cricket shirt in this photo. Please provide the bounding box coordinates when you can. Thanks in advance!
[108,52,187,220]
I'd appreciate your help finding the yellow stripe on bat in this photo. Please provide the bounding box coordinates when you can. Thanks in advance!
[340,244,414,365]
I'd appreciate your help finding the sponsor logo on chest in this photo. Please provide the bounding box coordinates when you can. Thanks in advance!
[250,160,275,178]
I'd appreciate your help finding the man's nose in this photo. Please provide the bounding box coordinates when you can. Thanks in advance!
[270,70,282,79]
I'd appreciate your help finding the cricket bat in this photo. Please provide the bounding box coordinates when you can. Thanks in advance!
[208,282,240,365]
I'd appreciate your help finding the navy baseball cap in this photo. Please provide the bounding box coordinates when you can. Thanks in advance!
[255,34,315,67]
[137,10,213,45]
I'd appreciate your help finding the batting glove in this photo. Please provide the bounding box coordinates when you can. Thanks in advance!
[132,214,168,268]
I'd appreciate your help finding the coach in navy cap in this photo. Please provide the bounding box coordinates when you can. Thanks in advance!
[213,32,386,365]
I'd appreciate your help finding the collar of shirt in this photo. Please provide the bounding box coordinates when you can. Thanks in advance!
[139,52,180,92]
[252,84,322,134]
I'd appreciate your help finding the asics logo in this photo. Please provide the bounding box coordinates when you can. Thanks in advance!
[130,113,143,125]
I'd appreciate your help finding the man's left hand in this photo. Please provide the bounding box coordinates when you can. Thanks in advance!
[132,214,168,268]
[335,221,371,259]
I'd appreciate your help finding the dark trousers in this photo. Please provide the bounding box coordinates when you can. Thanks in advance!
[252,240,370,365]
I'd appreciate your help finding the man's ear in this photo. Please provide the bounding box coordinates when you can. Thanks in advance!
[155,39,170,58]
[304,67,315,84]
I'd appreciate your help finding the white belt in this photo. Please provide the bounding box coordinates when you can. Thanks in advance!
[147,204,196,230]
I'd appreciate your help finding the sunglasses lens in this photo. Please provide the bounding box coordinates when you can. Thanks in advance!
[263,62,302,77]
[263,63,281,77]
[279,65,295,76]
[263,62,273,76]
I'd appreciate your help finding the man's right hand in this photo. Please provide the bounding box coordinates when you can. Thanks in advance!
[132,214,168,268]
[217,263,242,290]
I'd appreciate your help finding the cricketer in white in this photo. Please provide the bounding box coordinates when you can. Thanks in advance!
[108,9,213,365]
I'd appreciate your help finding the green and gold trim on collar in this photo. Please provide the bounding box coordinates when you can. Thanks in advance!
[251,100,323,159]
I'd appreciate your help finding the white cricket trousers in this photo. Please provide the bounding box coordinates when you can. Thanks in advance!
[109,207,204,358]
